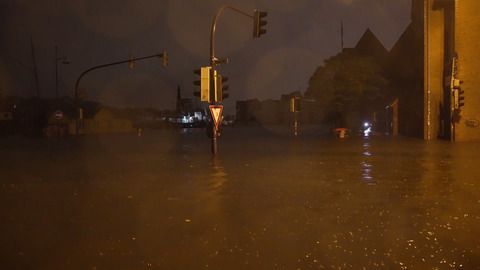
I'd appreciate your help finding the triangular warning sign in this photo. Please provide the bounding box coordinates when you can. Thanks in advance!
[209,105,223,131]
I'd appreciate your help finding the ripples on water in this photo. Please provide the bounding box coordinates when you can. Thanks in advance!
[1,127,479,269]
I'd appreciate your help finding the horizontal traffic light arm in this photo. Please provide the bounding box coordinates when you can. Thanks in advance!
[75,52,168,101]
[210,5,267,66]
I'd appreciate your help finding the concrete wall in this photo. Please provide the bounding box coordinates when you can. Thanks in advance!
[455,0,480,141]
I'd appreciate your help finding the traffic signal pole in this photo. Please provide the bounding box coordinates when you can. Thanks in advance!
[209,6,255,155]
[210,6,253,66]
[198,5,266,155]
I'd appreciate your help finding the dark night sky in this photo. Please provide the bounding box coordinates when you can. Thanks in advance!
[0,0,411,112]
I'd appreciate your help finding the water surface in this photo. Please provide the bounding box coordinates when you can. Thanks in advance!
[1,127,479,269]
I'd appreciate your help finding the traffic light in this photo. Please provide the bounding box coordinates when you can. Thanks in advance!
[451,78,464,109]
[194,66,212,102]
[128,53,135,70]
[290,97,301,112]
[162,50,168,67]
[253,10,268,38]
[458,89,465,108]
[215,71,229,101]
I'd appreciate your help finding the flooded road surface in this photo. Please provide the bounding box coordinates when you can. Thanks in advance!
[1,127,480,269]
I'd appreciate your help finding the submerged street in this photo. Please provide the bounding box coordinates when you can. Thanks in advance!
[1,127,480,269]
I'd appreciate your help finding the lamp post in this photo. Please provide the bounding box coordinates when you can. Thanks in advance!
[55,45,70,99]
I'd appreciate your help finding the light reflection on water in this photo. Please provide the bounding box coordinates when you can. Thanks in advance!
[1,129,480,269]
[361,140,375,185]
[209,157,228,190]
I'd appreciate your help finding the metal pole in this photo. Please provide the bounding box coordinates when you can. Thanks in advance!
[211,127,218,154]
[209,7,222,155]
[209,5,253,154]
[210,5,253,66]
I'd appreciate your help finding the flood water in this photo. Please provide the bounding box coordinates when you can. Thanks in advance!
[1,127,480,269]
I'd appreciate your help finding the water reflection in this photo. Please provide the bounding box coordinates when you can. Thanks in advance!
[4,130,480,269]
[209,157,228,190]
[361,140,375,185]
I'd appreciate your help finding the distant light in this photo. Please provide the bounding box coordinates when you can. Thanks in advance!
[364,122,370,128]
[364,127,372,137]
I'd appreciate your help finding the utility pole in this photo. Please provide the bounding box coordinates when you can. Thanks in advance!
[55,45,70,99]
[30,37,40,97]
[55,46,58,99]
[341,20,344,50]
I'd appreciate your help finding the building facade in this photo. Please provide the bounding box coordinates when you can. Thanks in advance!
[451,0,480,140]
[413,0,480,141]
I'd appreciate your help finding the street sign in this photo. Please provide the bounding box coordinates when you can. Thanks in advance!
[54,110,64,120]
[209,105,223,131]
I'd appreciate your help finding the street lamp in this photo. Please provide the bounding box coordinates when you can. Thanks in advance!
[55,45,70,99]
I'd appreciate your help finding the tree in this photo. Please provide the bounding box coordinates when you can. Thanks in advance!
[305,51,389,127]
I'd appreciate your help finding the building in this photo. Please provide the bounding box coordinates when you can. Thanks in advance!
[306,27,391,129]
[236,91,323,126]
[74,108,134,134]
[387,11,424,137]
[392,0,480,141]
[237,29,391,128]
[236,99,262,123]
[174,85,206,127]
[347,28,389,63]
[176,85,196,114]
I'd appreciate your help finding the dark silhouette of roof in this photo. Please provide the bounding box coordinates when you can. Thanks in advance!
[387,23,423,83]
[354,28,388,60]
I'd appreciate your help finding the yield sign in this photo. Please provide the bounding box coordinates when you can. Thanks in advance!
[209,105,223,131]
